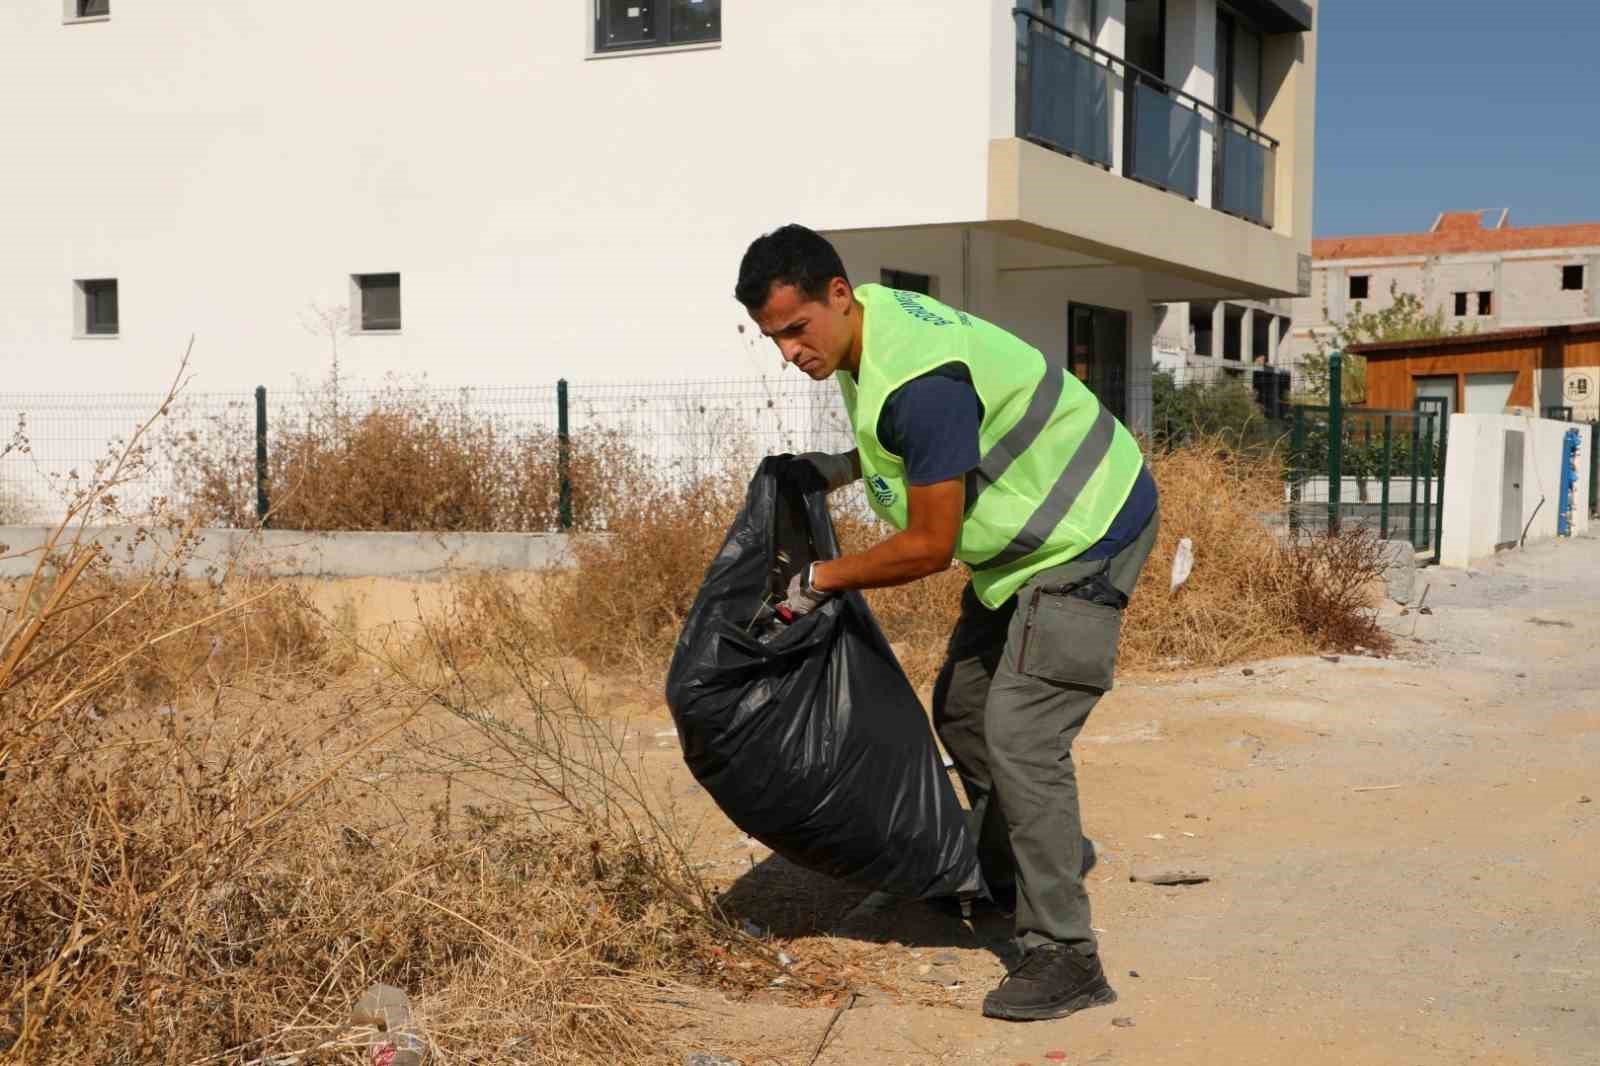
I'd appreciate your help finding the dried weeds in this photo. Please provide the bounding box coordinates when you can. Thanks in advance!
[1,364,793,1066]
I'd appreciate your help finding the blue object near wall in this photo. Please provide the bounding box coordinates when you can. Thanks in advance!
[1558,428,1582,537]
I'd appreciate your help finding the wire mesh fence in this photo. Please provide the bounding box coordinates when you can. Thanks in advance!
[0,376,855,529]
[1143,363,1295,449]
[17,360,1550,549]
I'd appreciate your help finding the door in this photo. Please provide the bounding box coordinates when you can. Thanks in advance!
[1068,304,1128,422]
[1465,372,1517,414]
[1413,375,1456,418]
[1500,430,1525,547]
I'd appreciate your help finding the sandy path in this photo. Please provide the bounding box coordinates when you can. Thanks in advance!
[658,534,1600,1066]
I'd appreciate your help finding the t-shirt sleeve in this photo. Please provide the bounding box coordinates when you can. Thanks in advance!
[880,372,984,486]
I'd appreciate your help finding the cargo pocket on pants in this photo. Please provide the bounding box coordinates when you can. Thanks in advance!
[1015,589,1123,692]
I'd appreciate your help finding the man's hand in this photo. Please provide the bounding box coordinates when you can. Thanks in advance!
[779,562,830,620]
[797,450,859,493]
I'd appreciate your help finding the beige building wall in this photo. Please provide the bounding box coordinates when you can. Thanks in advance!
[1290,246,1600,372]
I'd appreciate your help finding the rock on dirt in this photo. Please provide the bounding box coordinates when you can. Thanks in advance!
[685,1055,743,1066]
[1130,867,1210,886]
[1378,539,1416,604]
[1112,1016,1137,1028]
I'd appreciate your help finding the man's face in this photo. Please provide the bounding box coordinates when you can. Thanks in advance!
[750,278,854,380]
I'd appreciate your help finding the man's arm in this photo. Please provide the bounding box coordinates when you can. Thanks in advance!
[810,478,963,592]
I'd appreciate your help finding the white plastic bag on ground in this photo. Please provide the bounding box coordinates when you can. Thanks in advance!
[1170,537,1194,592]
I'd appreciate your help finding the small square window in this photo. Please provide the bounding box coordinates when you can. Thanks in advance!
[1453,292,1468,317]
[881,268,936,297]
[1348,274,1369,300]
[76,278,118,336]
[72,0,108,18]
[596,0,720,51]
[354,273,401,332]
[1477,290,1492,315]
[1562,264,1584,291]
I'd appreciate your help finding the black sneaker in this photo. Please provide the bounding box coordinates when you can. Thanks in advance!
[981,945,1117,1022]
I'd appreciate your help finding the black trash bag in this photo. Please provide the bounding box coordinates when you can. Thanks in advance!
[665,456,982,901]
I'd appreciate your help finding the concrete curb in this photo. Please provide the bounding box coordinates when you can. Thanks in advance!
[0,526,575,580]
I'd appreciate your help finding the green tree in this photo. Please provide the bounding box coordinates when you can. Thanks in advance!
[1301,283,1475,404]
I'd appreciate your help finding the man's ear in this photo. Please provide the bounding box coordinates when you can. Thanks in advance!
[829,276,853,310]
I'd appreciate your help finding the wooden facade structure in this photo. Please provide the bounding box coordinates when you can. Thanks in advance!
[1351,321,1600,419]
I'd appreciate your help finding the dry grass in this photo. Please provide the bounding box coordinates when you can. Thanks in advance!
[1,369,793,1066]
[163,372,631,533]
[518,436,1390,685]
[1121,438,1392,669]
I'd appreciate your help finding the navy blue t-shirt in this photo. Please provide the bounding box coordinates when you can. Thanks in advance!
[879,367,1155,561]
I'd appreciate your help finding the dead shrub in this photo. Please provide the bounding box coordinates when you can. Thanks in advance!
[521,436,1395,685]
[1270,524,1393,654]
[1123,437,1393,669]
[163,372,628,533]
[3,371,781,1065]
[1121,439,1309,669]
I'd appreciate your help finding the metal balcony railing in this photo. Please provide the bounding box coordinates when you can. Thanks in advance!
[1014,9,1278,228]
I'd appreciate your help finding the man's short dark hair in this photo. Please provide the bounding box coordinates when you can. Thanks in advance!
[734,224,850,311]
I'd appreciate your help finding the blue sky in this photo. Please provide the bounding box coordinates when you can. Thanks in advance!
[1314,0,1599,236]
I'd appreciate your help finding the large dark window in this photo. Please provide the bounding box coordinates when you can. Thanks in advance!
[1124,0,1165,77]
[1348,274,1370,300]
[597,0,720,52]
[355,273,401,332]
[1068,304,1128,422]
[1562,264,1585,291]
[1216,6,1264,126]
[77,0,109,17]
[881,269,934,296]
[80,279,118,335]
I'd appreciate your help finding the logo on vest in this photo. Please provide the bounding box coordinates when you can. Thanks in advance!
[867,474,898,507]
[892,290,955,327]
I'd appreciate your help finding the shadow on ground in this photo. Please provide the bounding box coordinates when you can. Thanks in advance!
[715,852,1016,965]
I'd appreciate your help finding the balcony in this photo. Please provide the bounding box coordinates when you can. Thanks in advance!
[1014,9,1277,228]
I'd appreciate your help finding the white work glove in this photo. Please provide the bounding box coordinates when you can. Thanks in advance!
[796,451,857,493]
[778,562,831,622]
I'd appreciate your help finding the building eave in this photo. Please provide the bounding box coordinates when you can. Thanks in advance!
[1348,320,1600,358]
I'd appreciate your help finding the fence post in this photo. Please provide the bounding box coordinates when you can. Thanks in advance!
[1432,409,1448,565]
[1419,410,1435,553]
[1288,405,1304,537]
[1592,421,1599,518]
[1408,413,1421,549]
[557,379,572,530]
[254,386,269,527]
[1327,351,1342,534]
[1379,412,1393,540]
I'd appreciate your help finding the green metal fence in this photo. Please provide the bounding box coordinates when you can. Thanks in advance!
[1285,353,1448,560]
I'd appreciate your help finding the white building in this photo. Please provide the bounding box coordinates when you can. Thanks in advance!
[3,0,1317,431]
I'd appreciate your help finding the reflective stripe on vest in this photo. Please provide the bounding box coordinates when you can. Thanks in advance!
[972,400,1119,570]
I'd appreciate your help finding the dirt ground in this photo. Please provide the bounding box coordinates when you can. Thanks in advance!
[615,534,1600,1066]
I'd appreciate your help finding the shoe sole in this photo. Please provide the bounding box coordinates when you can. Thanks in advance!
[981,982,1117,1022]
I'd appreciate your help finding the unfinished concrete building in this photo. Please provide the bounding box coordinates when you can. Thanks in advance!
[1286,210,1600,378]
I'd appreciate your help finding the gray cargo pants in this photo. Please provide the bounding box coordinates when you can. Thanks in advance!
[933,507,1158,956]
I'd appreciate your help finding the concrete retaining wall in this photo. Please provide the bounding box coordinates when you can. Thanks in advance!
[1439,415,1591,568]
[0,527,574,580]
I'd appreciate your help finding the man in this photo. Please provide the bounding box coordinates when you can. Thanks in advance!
[734,225,1159,1023]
